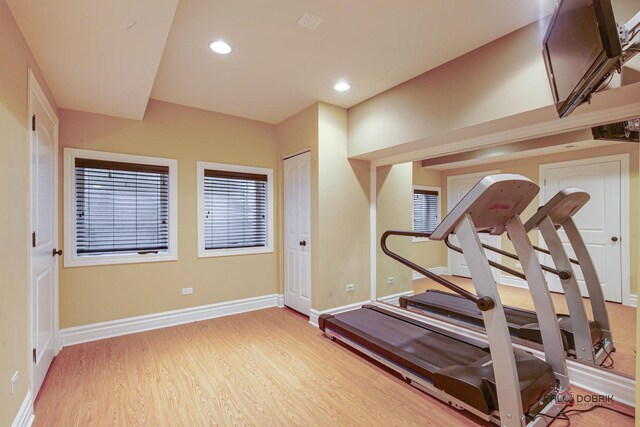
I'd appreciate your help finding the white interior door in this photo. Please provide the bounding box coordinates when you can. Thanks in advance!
[540,158,623,302]
[29,71,59,397]
[447,171,501,281]
[284,152,311,315]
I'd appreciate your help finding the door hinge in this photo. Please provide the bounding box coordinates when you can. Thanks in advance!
[32,231,36,248]
[32,115,36,132]
[32,348,36,363]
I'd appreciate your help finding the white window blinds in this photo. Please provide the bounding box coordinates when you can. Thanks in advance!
[203,169,268,250]
[75,158,170,256]
[413,189,439,233]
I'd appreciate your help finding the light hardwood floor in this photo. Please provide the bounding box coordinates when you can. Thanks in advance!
[35,307,633,426]
[414,276,636,378]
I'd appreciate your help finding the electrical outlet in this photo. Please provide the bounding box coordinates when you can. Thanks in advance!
[182,288,193,295]
[11,371,18,395]
[346,283,355,292]
[387,276,395,285]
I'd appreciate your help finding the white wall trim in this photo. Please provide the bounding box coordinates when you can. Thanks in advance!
[539,154,631,306]
[277,294,285,308]
[60,294,279,347]
[628,293,637,308]
[412,266,448,280]
[498,274,529,289]
[369,162,377,301]
[566,359,636,408]
[309,300,370,328]
[377,290,414,306]
[63,148,179,267]
[197,161,274,258]
[11,391,34,427]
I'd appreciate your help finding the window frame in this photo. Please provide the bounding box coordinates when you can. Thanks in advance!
[412,185,441,242]
[197,161,274,258]
[63,148,178,267]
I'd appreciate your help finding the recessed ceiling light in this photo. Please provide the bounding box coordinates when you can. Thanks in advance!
[209,40,232,55]
[334,82,351,92]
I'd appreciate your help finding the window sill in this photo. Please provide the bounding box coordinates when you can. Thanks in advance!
[64,252,177,268]
[198,246,274,258]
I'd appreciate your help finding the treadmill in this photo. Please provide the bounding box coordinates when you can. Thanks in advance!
[320,175,570,426]
[400,189,614,366]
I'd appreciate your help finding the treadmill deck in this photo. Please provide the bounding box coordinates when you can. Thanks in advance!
[319,305,556,416]
[401,290,603,351]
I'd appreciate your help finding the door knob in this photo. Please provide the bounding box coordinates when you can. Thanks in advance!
[52,248,63,257]
[299,240,307,247]
[611,236,619,242]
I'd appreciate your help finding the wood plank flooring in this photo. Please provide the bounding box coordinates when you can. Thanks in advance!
[414,276,636,378]
[35,307,634,426]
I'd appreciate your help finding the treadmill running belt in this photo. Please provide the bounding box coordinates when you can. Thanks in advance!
[401,290,603,350]
[320,305,556,415]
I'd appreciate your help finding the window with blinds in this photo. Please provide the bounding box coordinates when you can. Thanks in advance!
[203,169,268,250]
[74,158,170,256]
[413,189,439,234]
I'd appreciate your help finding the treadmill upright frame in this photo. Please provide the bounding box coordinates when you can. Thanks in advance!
[524,188,614,363]
[323,174,569,426]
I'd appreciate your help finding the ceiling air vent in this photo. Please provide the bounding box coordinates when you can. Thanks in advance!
[591,118,639,142]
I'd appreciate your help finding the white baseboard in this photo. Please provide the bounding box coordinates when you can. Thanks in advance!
[11,391,34,427]
[377,290,414,306]
[626,293,637,308]
[566,359,636,408]
[309,300,370,328]
[60,294,280,347]
[412,266,447,281]
[277,294,285,308]
[498,274,529,289]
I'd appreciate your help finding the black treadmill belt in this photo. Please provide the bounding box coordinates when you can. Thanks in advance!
[404,290,602,348]
[328,307,490,378]
[320,306,556,415]
[408,289,547,329]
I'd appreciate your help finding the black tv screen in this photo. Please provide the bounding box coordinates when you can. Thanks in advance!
[543,0,621,118]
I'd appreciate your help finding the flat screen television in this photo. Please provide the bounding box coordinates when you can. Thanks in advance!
[543,0,622,118]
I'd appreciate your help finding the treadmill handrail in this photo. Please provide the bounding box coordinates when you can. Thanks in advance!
[381,230,495,311]
[443,236,526,280]
[446,236,572,280]
[532,244,580,266]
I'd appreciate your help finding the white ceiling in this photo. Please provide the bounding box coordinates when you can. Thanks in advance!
[151,0,556,123]
[6,0,179,120]
[7,0,557,123]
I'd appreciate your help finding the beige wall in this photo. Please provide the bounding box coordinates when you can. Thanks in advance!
[0,0,58,423]
[316,103,370,310]
[411,162,445,268]
[376,163,413,299]
[348,20,552,158]
[440,143,639,295]
[58,100,279,328]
